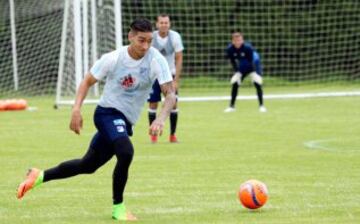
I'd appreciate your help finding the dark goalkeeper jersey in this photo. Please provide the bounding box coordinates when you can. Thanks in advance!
[225,42,255,75]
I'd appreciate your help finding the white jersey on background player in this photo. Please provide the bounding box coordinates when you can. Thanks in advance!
[152,30,184,75]
[148,14,184,143]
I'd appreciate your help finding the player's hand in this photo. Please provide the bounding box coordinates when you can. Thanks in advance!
[70,109,83,135]
[230,72,241,84]
[149,119,165,136]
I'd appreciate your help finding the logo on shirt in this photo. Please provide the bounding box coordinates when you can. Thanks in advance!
[120,74,136,89]
[140,67,149,76]
[241,52,245,57]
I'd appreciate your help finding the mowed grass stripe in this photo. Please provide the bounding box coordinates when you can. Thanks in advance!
[1,95,359,223]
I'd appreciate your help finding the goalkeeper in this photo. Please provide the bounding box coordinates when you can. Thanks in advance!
[224,32,266,113]
[16,18,176,221]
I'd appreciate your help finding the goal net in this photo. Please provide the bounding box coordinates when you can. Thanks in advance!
[119,0,360,92]
[55,0,118,106]
[0,0,359,104]
[0,0,64,97]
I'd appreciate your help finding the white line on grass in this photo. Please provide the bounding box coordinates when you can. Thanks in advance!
[179,91,360,102]
[303,139,359,153]
[56,91,360,105]
[303,139,336,152]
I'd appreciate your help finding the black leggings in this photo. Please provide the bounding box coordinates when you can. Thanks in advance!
[230,82,264,107]
[43,134,134,204]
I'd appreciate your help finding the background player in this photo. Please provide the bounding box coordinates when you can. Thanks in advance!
[148,14,184,143]
[16,18,176,221]
[224,32,266,113]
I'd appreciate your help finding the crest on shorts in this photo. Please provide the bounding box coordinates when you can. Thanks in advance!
[113,119,125,126]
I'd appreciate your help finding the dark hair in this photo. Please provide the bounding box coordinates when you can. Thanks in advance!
[157,13,170,21]
[232,32,244,39]
[130,18,153,33]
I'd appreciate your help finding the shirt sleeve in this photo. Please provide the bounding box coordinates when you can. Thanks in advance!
[253,51,260,61]
[225,44,233,59]
[90,51,117,80]
[151,52,173,85]
[245,46,254,63]
[226,46,238,72]
[172,32,184,53]
[244,46,256,71]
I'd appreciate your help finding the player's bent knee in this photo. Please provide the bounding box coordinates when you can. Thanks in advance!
[250,72,263,85]
[78,160,99,174]
[114,137,134,162]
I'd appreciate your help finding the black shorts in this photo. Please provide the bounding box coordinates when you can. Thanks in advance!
[93,106,133,144]
[147,79,178,103]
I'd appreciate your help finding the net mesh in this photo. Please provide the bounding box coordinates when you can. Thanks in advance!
[0,0,359,100]
[0,0,63,96]
[59,0,116,102]
[120,0,360,89]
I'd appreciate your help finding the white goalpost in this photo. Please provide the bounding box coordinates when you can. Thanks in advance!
[0,0,359,104]
[54,0,122,108]
[9,0,19,91]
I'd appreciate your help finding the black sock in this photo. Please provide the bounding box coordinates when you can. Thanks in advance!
[254,83,264,106]
[230,83,239,107]
[148,110,156,126]
[170,111,178,135]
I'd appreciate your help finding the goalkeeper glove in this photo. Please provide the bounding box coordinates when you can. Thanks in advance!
[230,72,242,85]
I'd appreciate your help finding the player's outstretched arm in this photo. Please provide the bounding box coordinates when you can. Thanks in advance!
[149,81,176,136]
[69,73,98,135]
[174,51,183,90]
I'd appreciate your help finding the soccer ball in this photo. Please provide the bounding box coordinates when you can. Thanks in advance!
[238,179,268,209]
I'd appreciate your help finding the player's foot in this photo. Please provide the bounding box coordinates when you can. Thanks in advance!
[17,168,43,199]
[112,203,137,221]
[169,134,178,143]
[224,107,236,113]
[150,134,158,143]
[259,106,267,113]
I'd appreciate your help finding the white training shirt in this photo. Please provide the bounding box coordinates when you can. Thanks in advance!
[90,46,172,124]
[152,30,184,74]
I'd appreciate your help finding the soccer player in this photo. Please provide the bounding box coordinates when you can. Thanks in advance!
[16,18,176,221]
[148,14,184,143]
[224,32,267,113]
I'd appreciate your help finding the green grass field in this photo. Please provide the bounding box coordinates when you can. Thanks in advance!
[1,93,360,223]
